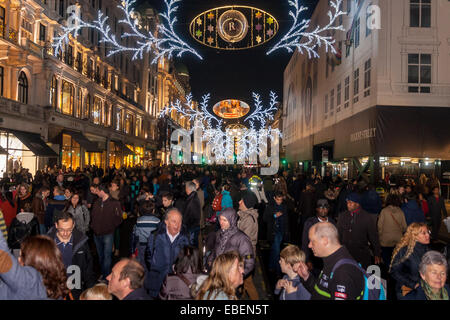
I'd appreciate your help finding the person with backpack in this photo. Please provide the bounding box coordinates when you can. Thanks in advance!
[207,189,223,224]
[7,203,40,258]
[296,222,367,300]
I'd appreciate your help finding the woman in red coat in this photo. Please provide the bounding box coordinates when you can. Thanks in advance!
[0,191,17,227]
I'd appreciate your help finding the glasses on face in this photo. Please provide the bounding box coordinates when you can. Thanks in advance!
[57,227,74,234]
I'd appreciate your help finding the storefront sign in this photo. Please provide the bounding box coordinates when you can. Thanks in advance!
[350,128,376,142]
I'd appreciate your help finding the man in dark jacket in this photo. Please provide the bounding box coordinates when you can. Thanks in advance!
[337,193,382,269]
[45,186,67,231]
[263,191,288,274]
[48,210,96,299]
[297,222,365,300]
[145,208,190,298]
[107,258,152,300]
[427,186,448,241]
[90,184,123,280]
[301,199,336,276]
[299,184,316,222]
[207,207,255,276]
[183,181,201,247]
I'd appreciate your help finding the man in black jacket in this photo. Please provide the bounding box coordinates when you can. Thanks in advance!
[297,222,365,300]
[337,193,381,269]
[183,181,201,247]
[427,186,448,241]
[48,210,96,299]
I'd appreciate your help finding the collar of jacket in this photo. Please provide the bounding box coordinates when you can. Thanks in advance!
[350,208,361,216]
[47,227,88,256]
[19,193,32,200]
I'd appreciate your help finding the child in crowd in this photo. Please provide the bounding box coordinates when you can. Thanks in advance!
[275,245,311,300]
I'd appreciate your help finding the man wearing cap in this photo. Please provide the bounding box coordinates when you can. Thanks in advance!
[301,199,336,275]
[337,193,381,269]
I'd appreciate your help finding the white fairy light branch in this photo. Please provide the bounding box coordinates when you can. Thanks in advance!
[245,91,278,128]
[267,0,345,58]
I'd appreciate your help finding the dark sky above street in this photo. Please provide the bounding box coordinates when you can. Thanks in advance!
[137,0,318,107]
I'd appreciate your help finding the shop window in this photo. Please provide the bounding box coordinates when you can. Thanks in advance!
[61,80,74,115]
[0,131,37,176]
[109,141,122,168]
[124,144,134,167]
[124,113,133,134]
[18,72,28,104]
[61,133,81,170]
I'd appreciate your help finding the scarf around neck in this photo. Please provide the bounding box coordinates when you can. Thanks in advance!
[421,279,449,300]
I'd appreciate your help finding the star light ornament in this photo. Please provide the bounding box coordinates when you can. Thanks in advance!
[52,0,202,64]
[158,92,282,165]
[267,0,345,58]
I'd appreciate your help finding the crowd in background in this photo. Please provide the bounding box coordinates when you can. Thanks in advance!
[0,164,449,301]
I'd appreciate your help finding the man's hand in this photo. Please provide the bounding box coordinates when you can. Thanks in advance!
[374,256,382,265]
[297,261,310,281]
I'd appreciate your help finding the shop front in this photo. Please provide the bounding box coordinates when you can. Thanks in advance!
[0,129,58,176]
[109,140,134,168]
[61,130,104,170]
[123,144,144,167]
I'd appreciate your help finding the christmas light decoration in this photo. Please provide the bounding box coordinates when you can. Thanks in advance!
[266,0,345,58]
[158,92,282,164]
[52,0,202,64]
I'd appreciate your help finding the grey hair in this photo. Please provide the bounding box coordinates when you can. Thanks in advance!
[165,207,182,221]
[419,250,448,275]
[313,222,340,245]
[186,181,197,192]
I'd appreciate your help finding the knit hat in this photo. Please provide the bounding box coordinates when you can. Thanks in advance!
[316,199,330,208]
[241,192,257,209]
[346,192,362,204]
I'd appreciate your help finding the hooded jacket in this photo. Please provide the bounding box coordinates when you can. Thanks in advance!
[0,231,48,300]
[401,201,426,226]
[209,208,255,276]
[237,208,259,255]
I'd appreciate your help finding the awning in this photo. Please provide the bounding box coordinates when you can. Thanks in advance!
[8,130,58,157]
[113,140,135,155]
[0,146,8,155]
[63,130,102,153]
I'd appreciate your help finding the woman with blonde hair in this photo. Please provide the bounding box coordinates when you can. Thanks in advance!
[389,222,430,299]
[195,251,244,300]
[79,283,112,300]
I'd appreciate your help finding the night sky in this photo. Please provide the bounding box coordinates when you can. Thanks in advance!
[138,0,318,107]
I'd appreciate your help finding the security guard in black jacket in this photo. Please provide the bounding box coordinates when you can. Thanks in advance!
[297,222,365,300]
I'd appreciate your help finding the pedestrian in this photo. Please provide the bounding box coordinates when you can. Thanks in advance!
[65,193,90,235]
[31,187,50,235]
[296,222,365,300]
[402,251,449,300]
[183,181,201,247]
[145,208,190,298]
[90,184,123,280]
[377,194,407,268]
[107,258,152,300]
[401,193,426,226]
[45,186,67,232]
[80,283,112,300]
[427,186,448,241]
[195,251,244,300]
[275,245,311,300]
[337,192,382,269]
[389,222,430,299]
[47,210,96,299]
[15,183,33,214]
[159,246,204,300]
[7,203,40,258]
[0,191,18,228]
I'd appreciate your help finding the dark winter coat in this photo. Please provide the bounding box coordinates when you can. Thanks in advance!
[401,283,450,300]
[208,208,255,276]
[7,212,40,250]
[401,201,426,226]
[47,227,96,299]
[263,201,289,243]
[16,193,33,215]
[298,190,316,220]
[182,191,201,230]
[90,196,123,236]
[427,195,448,221]
[144,223,190,297]
[31,194,46,225]
[337,208,381,269]
[44,197,67,230]
[361,190,382,215]
[123,287,152,300]
[390,242,429,293]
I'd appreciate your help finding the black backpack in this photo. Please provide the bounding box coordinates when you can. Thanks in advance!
[8,217,38,249]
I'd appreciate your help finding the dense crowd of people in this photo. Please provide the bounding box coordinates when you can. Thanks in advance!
[0,164,449,300]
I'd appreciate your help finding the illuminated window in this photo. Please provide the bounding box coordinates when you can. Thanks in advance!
[84,94,91,119]
[61,80,74,115]
[50,76,57,108]
[76,88,82,118]
[116,107,123,131]
[92,97,102,124]
[18,72,28,104]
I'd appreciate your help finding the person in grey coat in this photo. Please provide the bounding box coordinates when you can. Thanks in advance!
[207,208,255,276]
[65,193,90,234]
[0,231,48,299]
[427,186,448,241]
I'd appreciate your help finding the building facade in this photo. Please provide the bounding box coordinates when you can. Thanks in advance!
[283,0,450,182]
[0,0,192,176]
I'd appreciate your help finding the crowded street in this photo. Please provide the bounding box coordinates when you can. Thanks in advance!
[1,0,450,307]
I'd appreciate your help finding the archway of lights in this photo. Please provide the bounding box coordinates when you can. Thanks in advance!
[158,92,280,165]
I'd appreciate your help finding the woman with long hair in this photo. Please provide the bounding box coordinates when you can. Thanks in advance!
[389,222,430,299]
[64,193,90,234]
[195,251,244,300]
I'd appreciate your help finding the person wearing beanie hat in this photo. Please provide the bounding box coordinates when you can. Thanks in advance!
[207,208,255,278]
[237,192,260,300]
[336,192,382,269]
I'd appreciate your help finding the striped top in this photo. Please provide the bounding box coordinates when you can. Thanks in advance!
[0,209,7,240]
